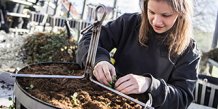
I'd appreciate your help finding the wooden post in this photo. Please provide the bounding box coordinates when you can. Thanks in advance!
[211,11,218,48]
[81,0,87,19]
[67,2,72,18]
[53,0,59,16]
[208,11,218,75]
[112,0,117,19]
[46,0,50,13]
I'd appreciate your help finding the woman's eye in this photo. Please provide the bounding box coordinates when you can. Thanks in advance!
[162,14,171,17]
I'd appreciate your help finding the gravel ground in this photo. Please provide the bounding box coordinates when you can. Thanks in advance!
[0,31,27,71]
[0,72,14,108]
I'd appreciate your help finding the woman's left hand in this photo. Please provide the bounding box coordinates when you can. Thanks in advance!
[115,74,151,94]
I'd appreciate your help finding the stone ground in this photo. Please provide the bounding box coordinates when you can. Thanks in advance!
[0,31,27,70]
[0,72,14,108]
[0,30,215,109]
[0,31,27,108]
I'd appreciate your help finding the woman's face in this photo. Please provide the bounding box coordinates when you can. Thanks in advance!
[147,0,179,33]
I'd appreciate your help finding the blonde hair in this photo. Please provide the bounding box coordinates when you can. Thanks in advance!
[139,0,193,57]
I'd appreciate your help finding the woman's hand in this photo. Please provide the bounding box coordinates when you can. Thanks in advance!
[115,74,151,94]
[93,61,116,86]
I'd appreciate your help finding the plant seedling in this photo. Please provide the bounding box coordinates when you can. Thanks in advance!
[71,92,80,107]
[8,97,15,109]
[25,84,34,90]
[8,97,12,101]
[108,75,117,89]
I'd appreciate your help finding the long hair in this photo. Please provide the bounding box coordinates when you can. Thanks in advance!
[139,0,193,57]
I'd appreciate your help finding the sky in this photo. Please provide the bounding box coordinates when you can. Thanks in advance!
[69,0,141,14]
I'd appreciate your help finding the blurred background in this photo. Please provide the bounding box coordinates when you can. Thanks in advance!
[1,0,217,50]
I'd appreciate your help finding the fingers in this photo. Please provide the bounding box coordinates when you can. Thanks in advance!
[93,67,109,85]
[121,84,138,94]
[93,62,151,95]
[116,80,137,94]
[115,74,137,94]
[102,65,112,82]
[115,74,150,94]
[93,61,116,86]
[115,74,130,88]
[110,67,116,79]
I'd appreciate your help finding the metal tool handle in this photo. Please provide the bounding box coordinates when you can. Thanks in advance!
[84,5,107,77]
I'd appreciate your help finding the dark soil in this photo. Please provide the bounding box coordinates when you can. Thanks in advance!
[17,63,146,109]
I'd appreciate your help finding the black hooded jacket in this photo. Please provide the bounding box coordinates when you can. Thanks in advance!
[76,13,200,109]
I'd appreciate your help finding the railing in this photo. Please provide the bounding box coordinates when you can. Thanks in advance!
[194,75,218,108]
[4,1,119,35]
[8,0,33,6]
[7,12,30,18]
[28,12,91,40]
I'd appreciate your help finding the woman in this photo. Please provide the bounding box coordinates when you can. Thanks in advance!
[76,0,200,108]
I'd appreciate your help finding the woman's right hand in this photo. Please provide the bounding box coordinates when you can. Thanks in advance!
[93,61,116,86]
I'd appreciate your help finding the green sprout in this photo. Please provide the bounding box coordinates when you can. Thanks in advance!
[8,97,15,109]
[8,97,12,101]
[9,105,15,109]
[25,84,34,90]
[108,75,117,88]
[71,92,80,107]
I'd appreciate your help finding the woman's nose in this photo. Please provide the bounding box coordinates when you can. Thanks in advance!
[152,15,163,26]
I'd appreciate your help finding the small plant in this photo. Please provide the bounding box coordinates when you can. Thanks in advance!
[25,84,34,90]
[8,105,15,109]
[8,97,15,109]
[19,30,78,64]
[71,92,80,107]
[8,97,12,101]
[108,75,117,89]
